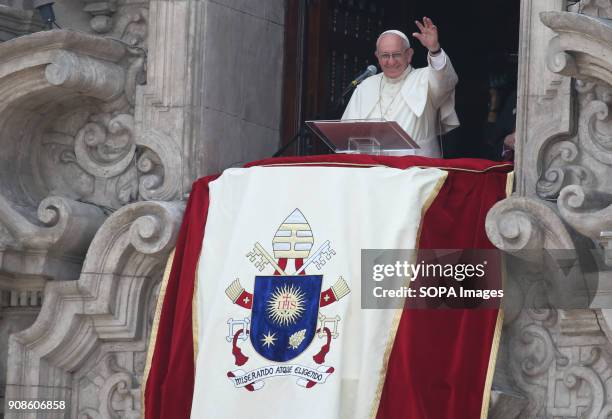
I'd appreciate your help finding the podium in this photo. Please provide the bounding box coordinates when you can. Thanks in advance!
[305,119,419,155]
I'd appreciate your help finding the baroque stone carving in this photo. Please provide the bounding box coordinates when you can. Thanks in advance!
[4,200,184,416]
[0,5,46,41]
[541,11,612,86]
[0,29,179,242]
[0,30,149,285]
[485,195,598,417]
[536,80,612,199]
[557,186,612,241]
[39,109,177,209]
[0,195,106,280]
[487,3,612,417]
[513,0,573,197]
[535,140,594,199]
[536,11,612,255]
[77,353,141,419]
[486,196,575,251]
[569,0,612,18]
[487,254,612,419]
[82,0,148,47]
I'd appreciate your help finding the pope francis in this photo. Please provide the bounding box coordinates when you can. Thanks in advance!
[341,17,459,158]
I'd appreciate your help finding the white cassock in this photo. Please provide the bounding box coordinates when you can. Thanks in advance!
[341,50,460,158]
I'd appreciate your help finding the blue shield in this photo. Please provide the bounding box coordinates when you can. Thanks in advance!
[250,275,322,362]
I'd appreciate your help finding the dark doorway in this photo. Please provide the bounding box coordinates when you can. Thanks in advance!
[280,0,520,159]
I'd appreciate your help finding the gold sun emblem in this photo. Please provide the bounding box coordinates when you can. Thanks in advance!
[267,284,306,326]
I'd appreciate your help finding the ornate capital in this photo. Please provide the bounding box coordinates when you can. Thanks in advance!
[541,11,612,86]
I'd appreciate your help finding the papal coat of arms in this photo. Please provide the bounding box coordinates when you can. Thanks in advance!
[224,209,350,390]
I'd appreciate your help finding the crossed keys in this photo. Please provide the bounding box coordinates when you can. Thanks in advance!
[246,240,336,276]
[295,240,336,274]
[246,242,286,275]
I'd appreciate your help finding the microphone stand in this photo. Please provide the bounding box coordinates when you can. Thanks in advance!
[273,124,305,157]
[273,118,335,157]
[333,82,358,115]
[272,79,360,158]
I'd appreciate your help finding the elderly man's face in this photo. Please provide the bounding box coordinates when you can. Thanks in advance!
[375,34,413,79]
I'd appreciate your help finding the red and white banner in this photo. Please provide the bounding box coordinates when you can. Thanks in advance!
[143,155,512,419]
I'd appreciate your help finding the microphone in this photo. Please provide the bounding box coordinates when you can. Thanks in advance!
[341,65,378,98]
[350,65,378,87]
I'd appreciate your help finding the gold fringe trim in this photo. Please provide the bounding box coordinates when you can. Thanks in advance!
[480,310,504,419]
[505,171,515,197]
[480,171,512,417]
[141,248,176,419]
[259,162,386,168]
[258,161,513,174]
[415,171,448,250]
[368,308,404,419]
[193,257,201,364]
[368,170,448,419]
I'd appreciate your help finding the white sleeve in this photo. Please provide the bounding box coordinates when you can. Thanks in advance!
[428,50,447,71]
[427,50,458,109]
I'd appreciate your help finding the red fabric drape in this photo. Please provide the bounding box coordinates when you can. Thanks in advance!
[143,156,511,419]
[377,167,509,419]
[144,174,218,419]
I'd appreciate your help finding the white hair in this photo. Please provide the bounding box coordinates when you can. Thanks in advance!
[376,30,410,50]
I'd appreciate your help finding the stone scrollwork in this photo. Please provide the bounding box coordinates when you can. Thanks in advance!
[557,185,612,242]
[81,0,149,115]
[40,112,177,209]
[500,310,563,418]
[40,114,136,209]
[77,354,141,419]
[82,0,149,49]
[562,365,605,417]
[0,31,131,266]
[0,194,106,279]
[46,50,126,102]
[113,7,148,47]
[536,140,594,199]
[486,196,575,252]
[579,98,612,165]
[536,78,612,200]
[541,11,612,86]
[74,114,136,179]
[0,8,184,419]
[500,305,612,419]
[8,29,176,212]
[137,129,182,201]
[490,3,612,418]
[123,201,182,257]
[5,200,185,409]
[519,323,569,378]
[569,0,612,18]
[545,35,578,78]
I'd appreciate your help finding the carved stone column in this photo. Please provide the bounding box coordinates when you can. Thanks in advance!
[138,0,285,194]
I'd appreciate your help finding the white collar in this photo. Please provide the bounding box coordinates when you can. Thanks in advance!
[382,65,412,85]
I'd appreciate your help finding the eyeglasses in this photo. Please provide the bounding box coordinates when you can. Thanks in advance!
[378,52,405,61]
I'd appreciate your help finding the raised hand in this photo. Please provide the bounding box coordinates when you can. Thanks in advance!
[412,17,440,52]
